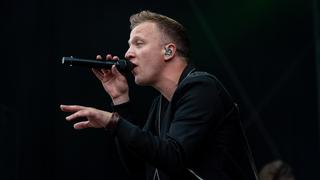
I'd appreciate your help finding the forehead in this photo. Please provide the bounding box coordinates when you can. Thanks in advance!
[129,22,162,40]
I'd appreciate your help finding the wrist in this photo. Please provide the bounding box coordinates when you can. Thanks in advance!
[112,95,129,105]
[106,112,119,129]
[104,112,120,136]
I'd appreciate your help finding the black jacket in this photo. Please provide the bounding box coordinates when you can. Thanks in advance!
[112,65,255,180]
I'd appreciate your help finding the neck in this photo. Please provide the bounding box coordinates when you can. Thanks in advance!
[153,59,187,101]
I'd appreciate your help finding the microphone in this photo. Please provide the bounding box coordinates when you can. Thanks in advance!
[61,56,134,72]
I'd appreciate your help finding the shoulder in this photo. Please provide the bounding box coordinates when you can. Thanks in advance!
[172,71,223,103]
[177,71,221,92]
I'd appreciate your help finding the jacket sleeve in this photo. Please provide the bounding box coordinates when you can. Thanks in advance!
[111,99,159,178]
[113,75,225,177]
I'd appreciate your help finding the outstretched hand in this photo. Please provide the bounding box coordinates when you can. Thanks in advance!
[60,104,116,130]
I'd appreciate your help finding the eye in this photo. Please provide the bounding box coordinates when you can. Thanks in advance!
[135,40,144,47]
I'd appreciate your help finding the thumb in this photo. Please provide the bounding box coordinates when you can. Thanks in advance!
[111,65,121,76]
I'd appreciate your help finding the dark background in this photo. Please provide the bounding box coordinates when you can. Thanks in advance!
[1,0,319,179]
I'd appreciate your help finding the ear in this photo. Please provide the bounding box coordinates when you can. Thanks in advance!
[163,43,176,61]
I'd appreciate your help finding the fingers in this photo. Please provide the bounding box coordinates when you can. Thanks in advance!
[60,104,109,129]
[73,121,91,130]
[101,68,112,75]
[60,105,92,122]
[97,53,119,61]
[73,118,107,129]
[96,55,102,60]
[106,53,121,75]
[60,105,87,113]
[92,68,104,80]
[111,65,121,76]
[106,54,119,61]
[94,53,119,77]
[65,108,92,121]
[92,55,104,75]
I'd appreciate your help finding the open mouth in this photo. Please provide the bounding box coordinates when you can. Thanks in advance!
[132,63,137,69]
[130,63,138,74]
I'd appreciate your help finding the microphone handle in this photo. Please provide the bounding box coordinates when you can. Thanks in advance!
[62,57,120,69]
[61,56,133,72]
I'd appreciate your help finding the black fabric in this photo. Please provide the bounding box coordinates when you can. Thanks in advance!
[112,65,254,180]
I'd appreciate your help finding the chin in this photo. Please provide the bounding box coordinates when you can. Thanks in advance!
[134,77,149,86]
[134,79,146,86]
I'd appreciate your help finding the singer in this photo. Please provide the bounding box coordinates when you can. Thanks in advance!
[60,10,256,180]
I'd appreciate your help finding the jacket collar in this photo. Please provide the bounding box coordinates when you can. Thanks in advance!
[178,64,196,85]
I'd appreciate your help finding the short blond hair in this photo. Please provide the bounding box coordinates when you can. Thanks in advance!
[129,10,190,59]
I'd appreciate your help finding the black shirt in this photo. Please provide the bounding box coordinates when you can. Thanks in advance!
[112,65,255,180]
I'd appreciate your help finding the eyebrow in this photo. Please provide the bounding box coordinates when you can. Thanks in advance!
[128,36,143,45]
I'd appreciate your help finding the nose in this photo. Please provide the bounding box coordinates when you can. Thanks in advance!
[125,47,134,61]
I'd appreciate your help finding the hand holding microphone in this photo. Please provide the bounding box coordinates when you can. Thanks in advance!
[61,56,134,73]
[61,54,131,105]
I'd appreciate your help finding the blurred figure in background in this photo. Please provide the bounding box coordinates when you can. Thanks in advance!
[259,160,295,180]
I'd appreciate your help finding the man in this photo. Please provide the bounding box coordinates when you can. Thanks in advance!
[61,10,254,180]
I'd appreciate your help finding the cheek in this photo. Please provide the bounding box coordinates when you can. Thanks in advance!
[137,59,161,83]
[137,46,163,75]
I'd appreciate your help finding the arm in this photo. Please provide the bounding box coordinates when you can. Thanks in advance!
[60,76,228,177]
